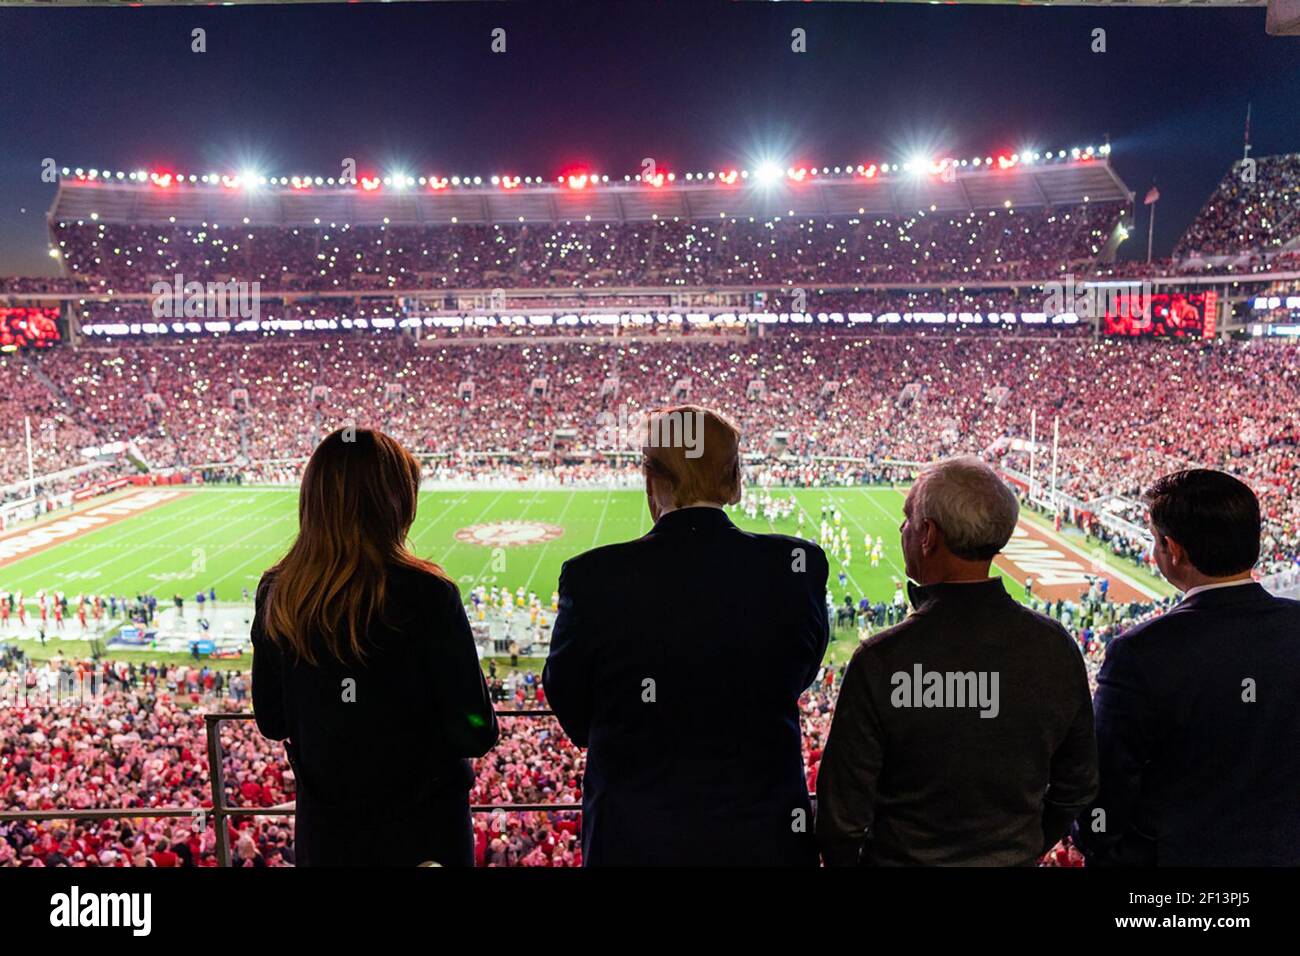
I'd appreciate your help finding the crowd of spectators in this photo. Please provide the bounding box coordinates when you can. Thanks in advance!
[1175,153,1300,261]
[0,651,287,867]
[21,334,1299,566]
[7,202,1121,295]
[8,153,1300,306]
[0,353,99,489]
[9,642,1156,867]
[4,175,1296,307]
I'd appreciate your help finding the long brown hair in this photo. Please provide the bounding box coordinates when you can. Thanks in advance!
[262,427,448,664]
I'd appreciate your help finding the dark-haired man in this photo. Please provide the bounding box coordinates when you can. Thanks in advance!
[1075,469,1300,866]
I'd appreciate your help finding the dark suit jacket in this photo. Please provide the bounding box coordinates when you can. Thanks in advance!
[1074,582,1300,866]
[817,578,1098,866]
[543,506,829,866]
[251,564,498,866]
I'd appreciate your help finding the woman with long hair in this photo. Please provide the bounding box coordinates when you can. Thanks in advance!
[251,428,498,866]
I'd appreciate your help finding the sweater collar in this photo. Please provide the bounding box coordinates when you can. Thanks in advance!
[907,577,1012,611]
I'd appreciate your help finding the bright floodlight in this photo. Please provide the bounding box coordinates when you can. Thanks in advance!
[754,163,782,185]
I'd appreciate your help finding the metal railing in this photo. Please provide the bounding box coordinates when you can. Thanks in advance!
[0,709,575,867]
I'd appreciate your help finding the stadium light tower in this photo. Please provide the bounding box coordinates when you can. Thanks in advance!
[754,162,783,186]
[906,154,932,176]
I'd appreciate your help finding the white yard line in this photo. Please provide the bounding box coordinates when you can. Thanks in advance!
[3,491,216,581]
[839,488,909,580]
[521,490,578,595]
[111,491,295,590]
[589,486,615,550]
[430,490,507,565]
[782,491,873,598]
[465,488,547,586]
[3,490,292,607]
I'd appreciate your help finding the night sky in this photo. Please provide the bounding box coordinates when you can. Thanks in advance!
[1,1,1297,277]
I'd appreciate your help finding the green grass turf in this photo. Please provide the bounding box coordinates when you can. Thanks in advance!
[0,485,1171,670]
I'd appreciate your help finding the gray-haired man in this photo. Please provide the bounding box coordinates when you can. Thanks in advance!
[816,457,1098,866]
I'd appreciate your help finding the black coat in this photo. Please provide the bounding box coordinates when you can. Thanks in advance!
[1075,582,1300,866]
[817,578,1098,866]
[251,564,498,866]
[543,506,829,866]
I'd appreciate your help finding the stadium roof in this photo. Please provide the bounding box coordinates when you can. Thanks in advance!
[49,156,1131,229]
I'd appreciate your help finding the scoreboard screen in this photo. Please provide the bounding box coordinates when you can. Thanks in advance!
[0,308,61,349]
[1103,291,1215,338]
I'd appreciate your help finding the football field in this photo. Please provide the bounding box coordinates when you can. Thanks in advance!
[0,485,914,605]
[0,484,1170,666]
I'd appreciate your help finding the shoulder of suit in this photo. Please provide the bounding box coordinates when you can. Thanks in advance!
[1102,603,1198,660]
[1263,592,1300,614]
[744,531,828,560]
[560,539,643,577]
[1121,589,1300,639]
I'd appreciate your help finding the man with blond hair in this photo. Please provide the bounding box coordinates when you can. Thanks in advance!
[545,405,829,865]
[816,456,1098,866]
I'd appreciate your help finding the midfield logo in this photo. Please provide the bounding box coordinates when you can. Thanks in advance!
[454,521,565,548]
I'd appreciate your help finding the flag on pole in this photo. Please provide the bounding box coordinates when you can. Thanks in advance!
[1144,186,1160,205]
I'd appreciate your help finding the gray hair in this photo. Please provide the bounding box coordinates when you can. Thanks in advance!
[910,456,1019,560]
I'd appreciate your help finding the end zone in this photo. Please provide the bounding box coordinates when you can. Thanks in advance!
[0,489,190,570]
[995,518,1160,603]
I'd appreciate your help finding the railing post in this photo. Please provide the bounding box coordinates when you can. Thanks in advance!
[204,715,231,868]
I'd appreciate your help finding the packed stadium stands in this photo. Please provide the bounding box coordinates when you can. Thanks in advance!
[4,153,1293,305]
[10,335,1296,567]
[19,202,1123,294]
[1176,153,1300,261]
[0,354,99,489]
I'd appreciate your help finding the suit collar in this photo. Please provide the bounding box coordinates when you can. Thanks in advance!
[908,577,1012,612]
[652,506,734,534]
[1179,581,1270,610]
[1182,578,1256,599]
